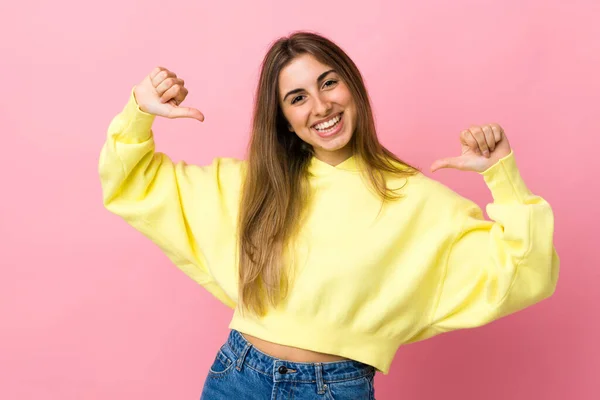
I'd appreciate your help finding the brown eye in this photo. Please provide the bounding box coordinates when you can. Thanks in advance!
[291,95,304,104]
[323,80,338,88]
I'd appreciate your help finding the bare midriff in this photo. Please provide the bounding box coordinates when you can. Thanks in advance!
[241,333,349,363]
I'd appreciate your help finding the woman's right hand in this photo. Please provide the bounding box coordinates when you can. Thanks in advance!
[133,67,205,122]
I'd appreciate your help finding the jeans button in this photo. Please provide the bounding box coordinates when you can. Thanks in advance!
[278,366,288,374]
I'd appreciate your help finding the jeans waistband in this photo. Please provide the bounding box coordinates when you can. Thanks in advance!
[225,329,375,383]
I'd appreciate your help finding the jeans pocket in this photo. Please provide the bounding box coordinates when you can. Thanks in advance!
[208,344,236,377]
[325,373,375,400]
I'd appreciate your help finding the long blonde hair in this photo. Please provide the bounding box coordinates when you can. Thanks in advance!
[238,31,419,316]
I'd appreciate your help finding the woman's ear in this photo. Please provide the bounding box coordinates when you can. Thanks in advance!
[288,124,294,132]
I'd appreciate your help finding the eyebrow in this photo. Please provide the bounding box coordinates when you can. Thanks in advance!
[282,69,337,102]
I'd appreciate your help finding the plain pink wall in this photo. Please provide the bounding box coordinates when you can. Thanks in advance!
[1,0,598,399]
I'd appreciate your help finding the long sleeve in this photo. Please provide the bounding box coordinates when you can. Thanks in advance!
[424,151,559,336]
[98,87,243,308]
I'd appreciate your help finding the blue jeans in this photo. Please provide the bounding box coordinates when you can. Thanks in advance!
[200,329,376,399]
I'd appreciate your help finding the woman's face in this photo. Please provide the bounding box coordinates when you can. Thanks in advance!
[278,54,356,166]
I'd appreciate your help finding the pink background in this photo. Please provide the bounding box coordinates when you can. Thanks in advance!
[1,0,598,399]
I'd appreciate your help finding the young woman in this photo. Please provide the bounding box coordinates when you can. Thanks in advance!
[98,32,559,399]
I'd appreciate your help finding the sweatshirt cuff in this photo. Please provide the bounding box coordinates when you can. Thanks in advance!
[118,86,156,143]
[479,150,532,204]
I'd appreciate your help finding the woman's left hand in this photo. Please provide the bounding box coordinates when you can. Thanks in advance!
[430,123,512,173]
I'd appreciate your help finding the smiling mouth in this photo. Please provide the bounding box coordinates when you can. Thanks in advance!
[312,112,343,133]
[311,112,345,138]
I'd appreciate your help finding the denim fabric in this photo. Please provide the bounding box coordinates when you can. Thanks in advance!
[200,329,376,399]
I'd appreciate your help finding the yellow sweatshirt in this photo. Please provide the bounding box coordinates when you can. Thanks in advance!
[98,88,559,374]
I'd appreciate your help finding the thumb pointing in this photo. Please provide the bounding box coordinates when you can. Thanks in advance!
[430,157,463,172]
[170,107,205,122]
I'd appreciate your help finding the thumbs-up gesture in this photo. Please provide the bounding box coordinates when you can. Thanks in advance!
[430,123,512,173]
[133,67,205,122]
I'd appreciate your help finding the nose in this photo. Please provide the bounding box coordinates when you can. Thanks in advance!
[313,94,332,117]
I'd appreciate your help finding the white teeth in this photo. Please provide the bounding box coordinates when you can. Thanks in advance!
[314,114,341,131]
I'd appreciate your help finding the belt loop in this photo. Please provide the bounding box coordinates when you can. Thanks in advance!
[315,363,326,395]
[236,342,252,371]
